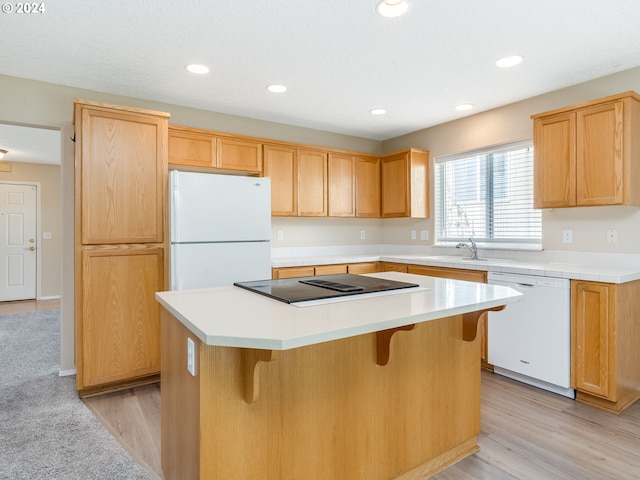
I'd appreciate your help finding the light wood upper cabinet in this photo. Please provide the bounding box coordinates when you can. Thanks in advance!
[571,279,640,413]
[328,153,355,217]
[263,144,297,216]
[77,103,167,244]
[355,156,381,218]
[168,127,215,168]
[381,148,429,218]
[532,91,640,208]
[264,145,327,216]
[217,137,263,173]
[298,149,328,217]
[168,126,262,173]
[533,113,576,208]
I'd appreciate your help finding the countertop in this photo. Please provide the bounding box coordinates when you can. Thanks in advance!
[272,253,640,284]
[155,271,522,350]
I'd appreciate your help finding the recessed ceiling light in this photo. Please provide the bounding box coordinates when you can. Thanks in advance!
[376,0,409,18]
[455,103,474,111]
[185,64,210,75]
[0,149,7,159]
[495,55,523,68]
[267,84,287,93]
[370,108,387,115]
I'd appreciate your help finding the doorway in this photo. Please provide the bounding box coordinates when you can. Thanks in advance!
[0,182,37,301]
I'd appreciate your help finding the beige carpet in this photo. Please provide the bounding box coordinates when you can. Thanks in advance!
[0,310,150,480]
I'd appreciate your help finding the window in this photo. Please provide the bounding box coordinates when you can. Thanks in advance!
[435,140,541,247]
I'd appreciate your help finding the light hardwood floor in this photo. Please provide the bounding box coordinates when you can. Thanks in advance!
[0,298,60,315]
[84,370,640,480]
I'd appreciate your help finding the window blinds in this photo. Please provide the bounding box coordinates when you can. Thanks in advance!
[434,140,541,245]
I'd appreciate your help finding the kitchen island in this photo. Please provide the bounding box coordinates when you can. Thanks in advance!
[155,272,521,480]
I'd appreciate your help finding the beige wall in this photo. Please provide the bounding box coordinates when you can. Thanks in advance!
[0,162,61,298]
[381,66,640,253]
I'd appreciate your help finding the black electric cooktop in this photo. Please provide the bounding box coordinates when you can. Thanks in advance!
[234,274,419,304]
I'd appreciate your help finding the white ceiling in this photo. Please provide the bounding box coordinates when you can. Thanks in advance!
[0,124,60,166]
[1,0,640,148]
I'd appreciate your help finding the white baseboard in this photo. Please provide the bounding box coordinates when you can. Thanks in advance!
[37,295,61,301]
[58,368,76,377]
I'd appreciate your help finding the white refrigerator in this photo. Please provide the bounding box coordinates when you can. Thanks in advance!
[170,171,272,290]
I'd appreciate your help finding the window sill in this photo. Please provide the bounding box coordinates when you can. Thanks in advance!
[433,242,543,252]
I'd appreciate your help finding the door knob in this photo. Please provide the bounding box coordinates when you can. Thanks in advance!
[29,246,35,251]
[29,238,35,243]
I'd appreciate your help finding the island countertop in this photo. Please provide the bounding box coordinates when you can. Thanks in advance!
[155,271,522,350]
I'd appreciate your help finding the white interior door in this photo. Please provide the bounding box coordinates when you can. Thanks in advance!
[0,184,37,301]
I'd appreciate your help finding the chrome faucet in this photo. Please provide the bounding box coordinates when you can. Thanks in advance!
[456,238,479,259]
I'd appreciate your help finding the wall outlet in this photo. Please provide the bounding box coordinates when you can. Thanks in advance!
[360,230,366,240]
[420,230,429,241]
[277,230,284,241]
[187,337,196,376]
[411,230,417,240]
[607,229,618,244]
[562,229,573,243]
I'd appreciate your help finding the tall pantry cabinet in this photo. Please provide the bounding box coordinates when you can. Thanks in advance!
[74,99,169,396]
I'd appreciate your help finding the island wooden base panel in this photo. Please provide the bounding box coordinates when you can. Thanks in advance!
[161,310,481,480]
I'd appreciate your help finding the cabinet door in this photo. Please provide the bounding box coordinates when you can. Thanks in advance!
[381,149,429,218]
[576,101,624,206]
[264,144,297,216]
[407,265,489,365]
[77,106,166,244]
[533,113,576,208]
[217,137,263,173]
[347,262,380,274]
[381,152,409,217]
[315,264,348,275]
[571,281,615,399]
[79,247,164,389]
[168,127,215,168]
[297,149,327,216]
[328,153,355,217]
[407,265,486,283]
[380,262,408,273]
[355,156,380,218]
[272,266,315,279]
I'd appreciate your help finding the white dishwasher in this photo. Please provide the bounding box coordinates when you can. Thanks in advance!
[488,272,574,398]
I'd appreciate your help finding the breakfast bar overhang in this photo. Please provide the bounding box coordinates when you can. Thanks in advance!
[155,272,521,480]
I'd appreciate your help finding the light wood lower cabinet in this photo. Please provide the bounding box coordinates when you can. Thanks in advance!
[406,265,490,369]
[347,262,380,274]
[272,262,380,279]
[272,266,316,279]
[78,247,164,391]
[380,262,408,273]
[571,279,640,413]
